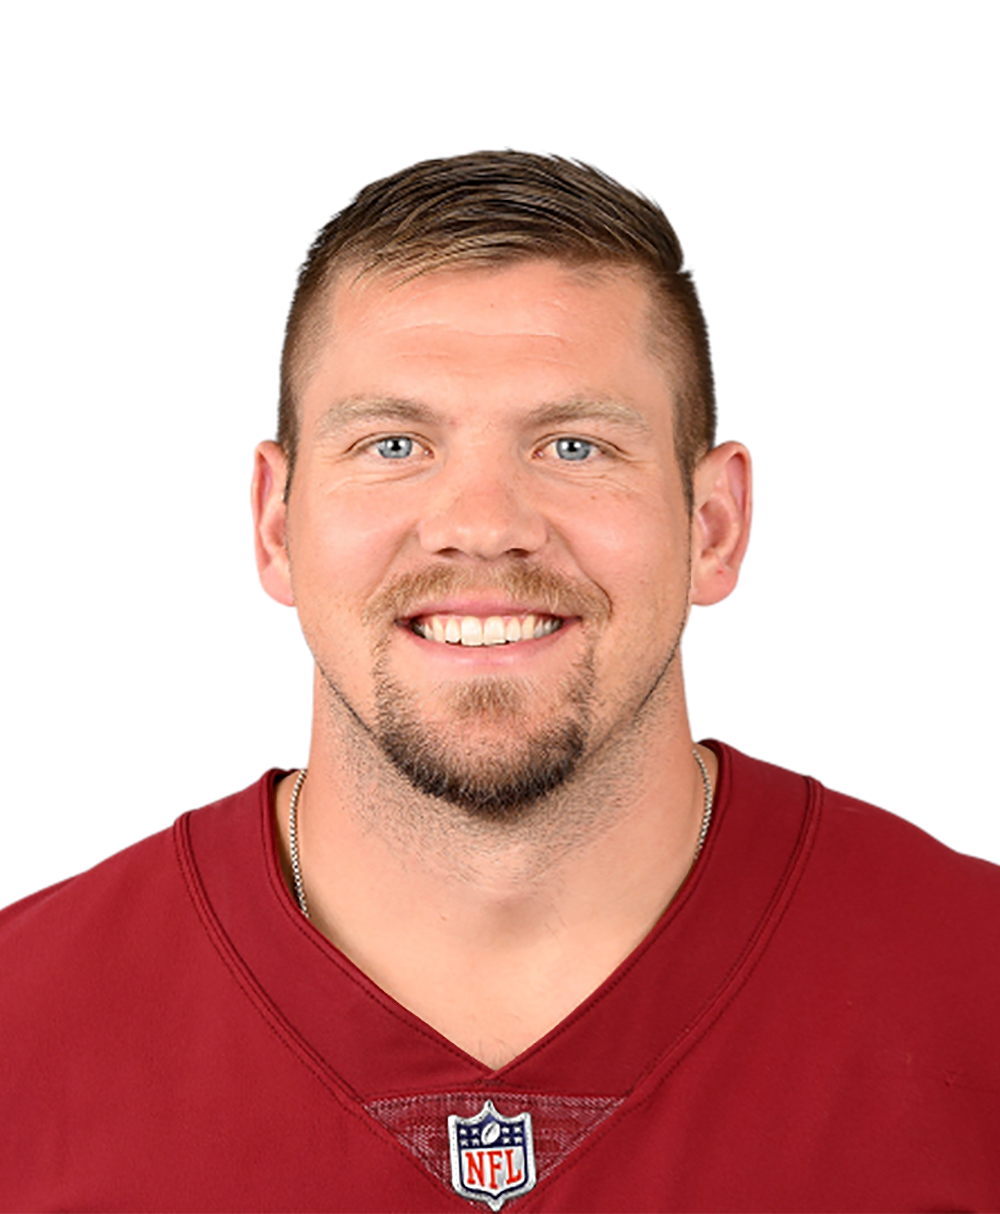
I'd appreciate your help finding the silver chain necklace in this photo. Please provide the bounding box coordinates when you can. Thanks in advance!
[287,748,714,920]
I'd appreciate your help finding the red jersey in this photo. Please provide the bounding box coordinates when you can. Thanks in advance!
[1,743,998,1211]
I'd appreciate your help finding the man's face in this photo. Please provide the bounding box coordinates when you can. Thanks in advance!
[275,260,695,815]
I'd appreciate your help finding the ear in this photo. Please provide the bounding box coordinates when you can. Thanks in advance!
[690,442,752,607]
[252,441,295,607]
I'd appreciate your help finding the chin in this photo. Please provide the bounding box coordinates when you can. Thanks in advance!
[373,670,593,819]
[377,715,588,819]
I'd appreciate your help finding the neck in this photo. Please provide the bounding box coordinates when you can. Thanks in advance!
[275,669,715,1069]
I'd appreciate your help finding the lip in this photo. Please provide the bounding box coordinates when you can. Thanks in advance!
[396,616,577,662]
[399,599,567,622]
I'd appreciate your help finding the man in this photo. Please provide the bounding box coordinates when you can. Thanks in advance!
[1,152,997,1212]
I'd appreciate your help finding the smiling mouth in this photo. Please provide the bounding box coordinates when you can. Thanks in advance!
[409,613,564,647]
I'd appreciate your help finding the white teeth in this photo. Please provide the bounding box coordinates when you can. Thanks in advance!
[412,612,563,647]
[483,616,506,646]
[460,617,484,646]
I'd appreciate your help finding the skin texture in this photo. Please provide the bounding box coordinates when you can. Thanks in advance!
[253,260,751,1067]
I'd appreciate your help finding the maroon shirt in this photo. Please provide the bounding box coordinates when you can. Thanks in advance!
[2,743,998,1211]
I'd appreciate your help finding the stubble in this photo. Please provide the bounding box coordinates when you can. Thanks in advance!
[371,650,595,821]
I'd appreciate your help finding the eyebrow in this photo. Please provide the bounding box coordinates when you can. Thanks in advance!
[315,396,436,437]
[314,393,655,437]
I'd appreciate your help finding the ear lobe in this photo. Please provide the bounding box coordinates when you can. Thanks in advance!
[252,441,295,607]
[690,442,752,607]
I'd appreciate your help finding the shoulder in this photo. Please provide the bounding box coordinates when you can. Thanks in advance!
[0,772,278,990]
[0,772,282,1154]
[716,740,1000,901]
[714,742,1000,1008]
[799,761,1000,923]
[809,770,1000,978]
[0,825,178,962]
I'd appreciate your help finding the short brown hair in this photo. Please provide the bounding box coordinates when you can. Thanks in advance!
[278,151,715,506]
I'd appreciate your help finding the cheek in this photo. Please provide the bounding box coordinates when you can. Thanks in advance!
[559,491,690,617]
[300,480,402,570]
[288,487,412,616]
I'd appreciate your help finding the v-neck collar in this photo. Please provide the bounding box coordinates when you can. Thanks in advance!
[178,743,817,1104]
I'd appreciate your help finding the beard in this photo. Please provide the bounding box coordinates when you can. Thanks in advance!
[308,557,689,824]
[369,649,596,821]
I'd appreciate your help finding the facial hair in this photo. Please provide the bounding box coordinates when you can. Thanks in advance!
[371,649,595,821]
[311,556,694,830]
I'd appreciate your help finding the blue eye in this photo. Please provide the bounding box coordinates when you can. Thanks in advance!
[554,437,594,461]
[375,436,415,459]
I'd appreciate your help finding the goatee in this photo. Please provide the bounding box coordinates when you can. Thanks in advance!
[372,661,593,821]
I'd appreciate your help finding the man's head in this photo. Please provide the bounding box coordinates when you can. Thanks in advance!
[278,151,715,509]
[254,155,750,824]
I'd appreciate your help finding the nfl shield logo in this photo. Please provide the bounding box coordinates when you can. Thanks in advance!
[448,1099,536,1209]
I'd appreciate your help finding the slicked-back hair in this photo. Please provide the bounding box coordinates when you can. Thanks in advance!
[278,151,716,508]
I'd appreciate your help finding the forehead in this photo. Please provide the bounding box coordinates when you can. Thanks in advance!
[328,258,657,349]
[298,259,679,428]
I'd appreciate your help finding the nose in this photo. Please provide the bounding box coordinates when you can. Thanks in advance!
[416,448,548,560]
